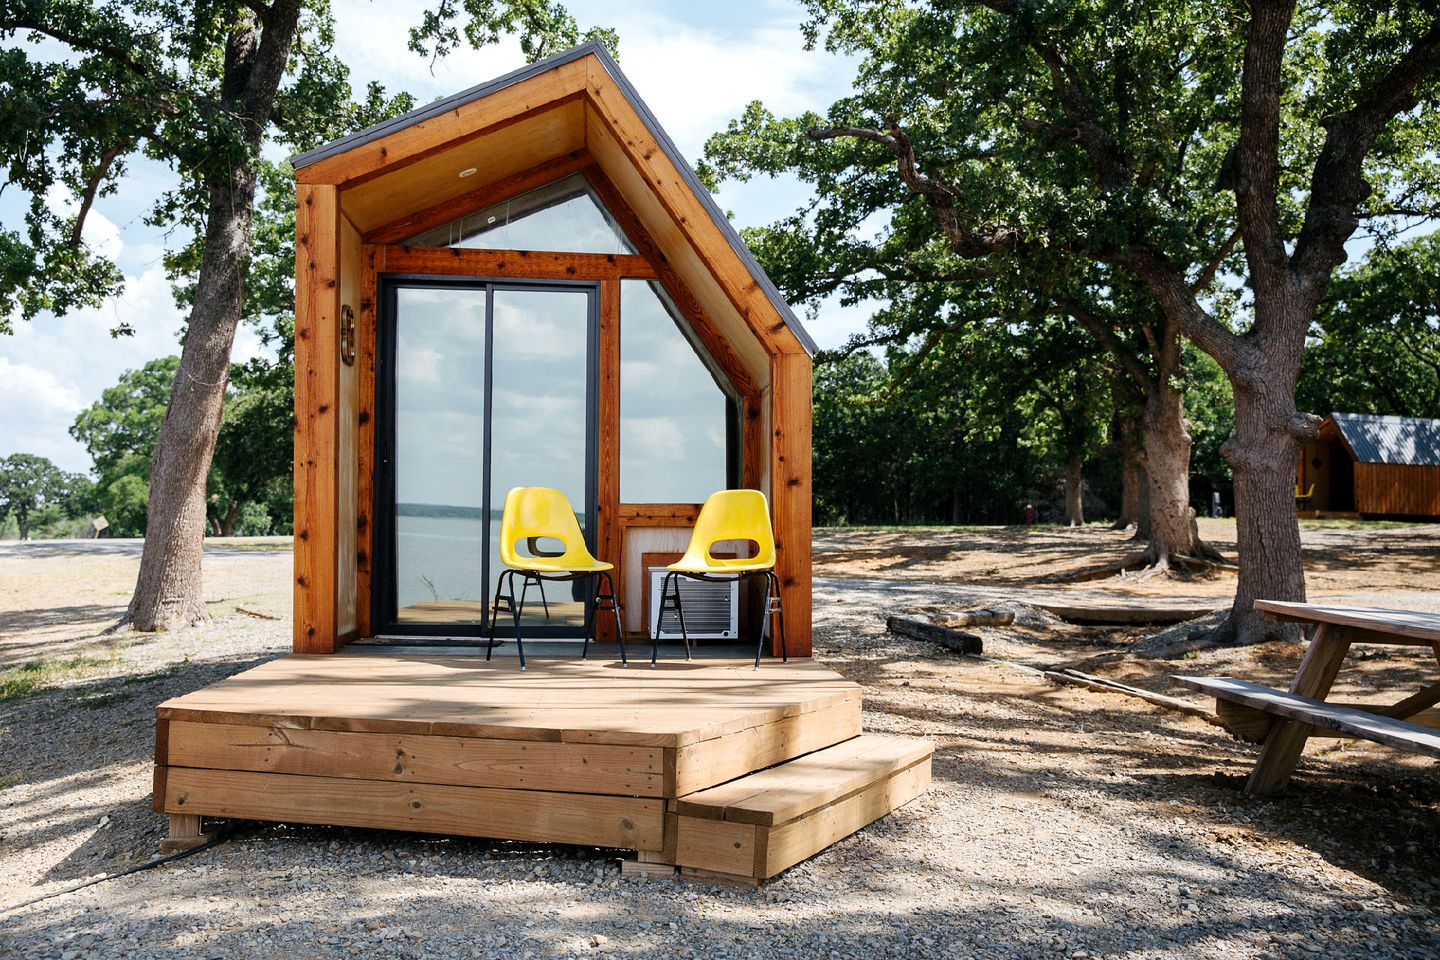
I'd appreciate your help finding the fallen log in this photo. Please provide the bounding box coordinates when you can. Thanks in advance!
[1043,667,1223,727]
[944,607,1015,628]
[886,617,983,655]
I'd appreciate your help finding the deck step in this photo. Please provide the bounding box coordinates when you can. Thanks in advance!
[1173,675,1440,759]
[671,733,932,880]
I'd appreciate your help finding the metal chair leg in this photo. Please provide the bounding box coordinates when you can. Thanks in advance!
[600,571,626,667]
[581,574,597,661]
[512,573,529,671]
[673,574,692,661]
[486,570,511,662]
[537,578,551,620]
[754,571,772,670]
[651,572,673,667]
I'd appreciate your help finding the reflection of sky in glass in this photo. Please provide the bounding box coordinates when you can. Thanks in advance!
[390,286,593,627]
[394,287,487,619]
[620,280,729,503]
[407,174,636,255]
[489,288,591,626]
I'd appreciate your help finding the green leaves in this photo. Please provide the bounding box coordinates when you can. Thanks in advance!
[409,0,617,66]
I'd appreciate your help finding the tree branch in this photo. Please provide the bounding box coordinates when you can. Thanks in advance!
[1191,228,1241,293]
[1231,0,1295,301]
[69,140,128,249]
[809,123,1030,256]
[1060,296,1155,391]
[1291,17,1440,294]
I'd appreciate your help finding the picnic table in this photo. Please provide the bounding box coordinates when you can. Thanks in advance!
[1175,600,1440,796]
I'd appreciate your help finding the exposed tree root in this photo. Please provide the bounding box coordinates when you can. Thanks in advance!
[1059,541,1236,583]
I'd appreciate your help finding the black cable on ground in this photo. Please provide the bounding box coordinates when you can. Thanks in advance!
[0,825,236,918]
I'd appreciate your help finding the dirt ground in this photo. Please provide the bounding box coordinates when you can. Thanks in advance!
[1,524,1437,958]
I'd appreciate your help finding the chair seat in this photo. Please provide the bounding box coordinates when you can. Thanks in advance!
[667,559,774,575]
[507,557,614,574]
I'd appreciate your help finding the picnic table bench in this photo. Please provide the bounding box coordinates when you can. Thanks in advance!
[1174,600,1440,796]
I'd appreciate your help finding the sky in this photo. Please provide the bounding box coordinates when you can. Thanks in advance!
[0,0,864,474]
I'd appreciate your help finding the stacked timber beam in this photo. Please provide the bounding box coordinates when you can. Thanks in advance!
[152,656,931,882]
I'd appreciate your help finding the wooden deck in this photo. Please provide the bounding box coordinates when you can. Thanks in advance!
[153,655,931,880]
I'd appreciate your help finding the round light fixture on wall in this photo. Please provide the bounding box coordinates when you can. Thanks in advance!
[458,167,477,178]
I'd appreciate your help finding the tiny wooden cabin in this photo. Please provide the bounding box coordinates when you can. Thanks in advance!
[288,41,814,655]
[1297,413,1440,519]
[151,49,934,877]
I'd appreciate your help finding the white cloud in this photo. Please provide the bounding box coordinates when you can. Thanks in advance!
[0,264,188,473]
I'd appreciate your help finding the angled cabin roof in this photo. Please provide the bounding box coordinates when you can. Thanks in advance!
[291,41,815,357]
[1325,413,1440,467]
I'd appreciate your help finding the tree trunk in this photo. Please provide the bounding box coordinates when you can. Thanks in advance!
[123,172,254,630]
[1139,377,1213,567]
[119,5,302,631]
[221,499,243,537]
[16,509,29,541]
[1112,414,1144,531]
[1219,359,1314,644]
[1064,454,1085,526]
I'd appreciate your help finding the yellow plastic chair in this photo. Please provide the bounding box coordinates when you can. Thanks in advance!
[651,489,788,670]
[486,487,624,669]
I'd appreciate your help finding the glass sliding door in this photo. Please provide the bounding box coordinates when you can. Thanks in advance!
[376,278,597,639]
[488,287,594,629]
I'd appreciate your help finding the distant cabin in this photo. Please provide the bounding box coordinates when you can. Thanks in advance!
[1297,413,1440,519]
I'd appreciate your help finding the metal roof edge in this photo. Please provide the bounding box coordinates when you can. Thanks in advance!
[584,45,817,356]
[288,40,816,357]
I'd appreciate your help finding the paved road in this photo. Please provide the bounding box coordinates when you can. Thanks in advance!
[0,536,292,561]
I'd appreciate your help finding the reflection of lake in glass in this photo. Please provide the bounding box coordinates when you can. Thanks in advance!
[396,509,590,628]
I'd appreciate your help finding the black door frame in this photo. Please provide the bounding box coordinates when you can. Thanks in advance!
[372,273,600,640]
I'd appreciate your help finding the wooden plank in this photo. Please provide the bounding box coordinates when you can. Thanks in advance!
[1255,601,1440,644]
[364,150,593,244]
[293,183,341,653]
[584,166,760,399]
[671,699,862,796]
[675,734,932,826]
[1173,676,1440,760]
[1216,698,1274,742]
[888,617,983,655]
[335,217,363,643]
[355,244,381,637]
[165,720,665,796]
[673,816,760,876]
[582,68,806,357]
[161,767,665,850]
[596,278,622,643]
[770,352,812,658]
[155,656,862,748]
[1246,623,1351,795]
[151,764,168,813]
[759,758,930,879]
[298,61,589,187]
[380,246,655,280]
[160,813,210,854]
[618,503,703,525]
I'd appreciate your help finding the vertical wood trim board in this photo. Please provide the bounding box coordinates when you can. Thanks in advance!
[293,183,341,653]
[770,353,812,657]
[596,278,622,642]
[355,245,382,638]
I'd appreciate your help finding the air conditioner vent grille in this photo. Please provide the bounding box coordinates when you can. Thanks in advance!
[648,568,739,639]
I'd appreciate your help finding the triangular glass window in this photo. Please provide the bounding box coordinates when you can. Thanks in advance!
[620,280,738,503]
[405,173,637,254]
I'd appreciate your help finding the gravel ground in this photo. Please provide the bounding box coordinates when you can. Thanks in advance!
[2,540,1439,958]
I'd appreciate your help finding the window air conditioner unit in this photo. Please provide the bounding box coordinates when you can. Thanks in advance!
[647,567,739,640]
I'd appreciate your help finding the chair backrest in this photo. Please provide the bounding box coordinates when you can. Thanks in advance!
[498,487,593,568]
[677,489,777,570]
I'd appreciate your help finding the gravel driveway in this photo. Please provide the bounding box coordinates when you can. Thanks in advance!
[1,540,1437,959]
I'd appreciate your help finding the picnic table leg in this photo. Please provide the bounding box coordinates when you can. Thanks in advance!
[1246,623,1351,797]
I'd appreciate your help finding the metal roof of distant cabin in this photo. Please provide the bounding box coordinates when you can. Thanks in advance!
[289,41,816,356]
[1329,412,1440,467]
